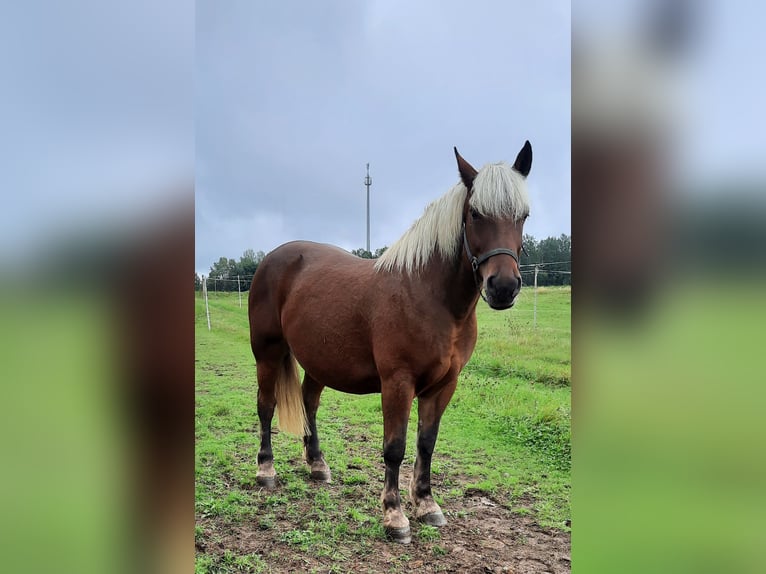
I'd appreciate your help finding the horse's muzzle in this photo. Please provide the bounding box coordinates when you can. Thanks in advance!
[485,274,521,310]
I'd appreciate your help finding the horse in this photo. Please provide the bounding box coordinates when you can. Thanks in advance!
[248,142,532,544]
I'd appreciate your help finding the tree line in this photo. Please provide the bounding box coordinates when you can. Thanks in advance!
[519,233,571,286]
[195,234,571,291]
[195,248,265,292]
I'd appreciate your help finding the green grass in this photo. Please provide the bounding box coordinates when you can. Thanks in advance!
[196,550,269,574]
[195,286,570,568]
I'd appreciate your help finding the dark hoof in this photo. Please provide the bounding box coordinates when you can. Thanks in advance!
[310,469,332,483]
[385,526,412,544]
[256,475,276,489]
[419,511,447,527]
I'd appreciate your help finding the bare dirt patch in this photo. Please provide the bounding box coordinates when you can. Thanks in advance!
[197,482,570,574]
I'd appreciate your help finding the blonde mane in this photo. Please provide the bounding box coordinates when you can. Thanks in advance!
[375,162,529,274]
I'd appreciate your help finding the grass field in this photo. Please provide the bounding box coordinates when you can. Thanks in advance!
[195,285,570,573]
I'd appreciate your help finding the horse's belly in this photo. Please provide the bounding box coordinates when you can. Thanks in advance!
[323,376,381,395]
[289,338,380,394]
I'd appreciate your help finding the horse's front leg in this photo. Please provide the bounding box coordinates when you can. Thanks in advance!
[380,373,416,543]
[409,379,458,526]
[302,374,331,482]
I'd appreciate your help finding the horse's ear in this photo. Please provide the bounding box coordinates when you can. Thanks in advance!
[513,140,533,177]
[454,147,478,191]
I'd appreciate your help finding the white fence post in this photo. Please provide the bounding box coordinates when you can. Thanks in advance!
[203,275,211,331]
[238,275,242,308]
[533,264,539,328]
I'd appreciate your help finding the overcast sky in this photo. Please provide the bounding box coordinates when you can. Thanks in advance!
[196,1,571,275]
[3,2,758,278]
[0,1,193,267]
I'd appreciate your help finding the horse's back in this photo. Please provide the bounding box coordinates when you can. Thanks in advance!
[248,241,374,346]
[251,241,370,295]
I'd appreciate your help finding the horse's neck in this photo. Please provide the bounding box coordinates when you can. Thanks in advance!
[423,252,481,321]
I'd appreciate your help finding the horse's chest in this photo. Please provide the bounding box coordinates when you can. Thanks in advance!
[427,325,477,378]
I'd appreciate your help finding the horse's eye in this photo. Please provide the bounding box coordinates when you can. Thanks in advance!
[470,208,481,220]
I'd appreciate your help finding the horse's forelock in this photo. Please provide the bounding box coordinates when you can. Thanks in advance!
[469,162,530,220]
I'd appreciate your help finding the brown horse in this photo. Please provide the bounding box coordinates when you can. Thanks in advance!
[248,142,532,543]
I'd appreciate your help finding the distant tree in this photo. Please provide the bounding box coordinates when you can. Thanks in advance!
[524,234,571,286]
[194,272,202,292]
[238,249,265,280]
[205,250,268,292]
[209,256,237,291]
[351,246,387,259]
[521,233,538,265]
[351,248,374,259]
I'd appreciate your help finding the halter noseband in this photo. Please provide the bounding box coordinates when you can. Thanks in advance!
[462,222,520,303]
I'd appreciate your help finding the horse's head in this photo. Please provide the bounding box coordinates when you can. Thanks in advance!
[455,142,532,310]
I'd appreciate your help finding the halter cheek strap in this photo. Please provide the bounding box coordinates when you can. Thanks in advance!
[462,222,520,302]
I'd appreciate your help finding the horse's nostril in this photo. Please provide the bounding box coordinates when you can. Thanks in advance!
[486,274,522,299]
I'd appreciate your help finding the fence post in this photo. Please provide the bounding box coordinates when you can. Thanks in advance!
[203,275,211,331]
[533,264,539,328]
[238,275,242,308]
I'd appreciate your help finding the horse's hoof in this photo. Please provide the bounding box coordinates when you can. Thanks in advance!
[309,469,332,483]
[256,475,276,489]
[385,526,412,544]
[419,511,447,527]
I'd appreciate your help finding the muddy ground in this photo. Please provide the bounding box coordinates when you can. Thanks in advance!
[197,481,570,574]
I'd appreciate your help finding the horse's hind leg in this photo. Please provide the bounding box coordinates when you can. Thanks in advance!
[302,374,331,483]
[409,379,458,527]
[254,356,281,489]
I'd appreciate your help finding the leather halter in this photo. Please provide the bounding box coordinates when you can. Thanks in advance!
[462,222,520,303]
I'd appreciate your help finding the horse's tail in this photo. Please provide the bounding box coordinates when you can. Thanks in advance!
[275,352,310,437]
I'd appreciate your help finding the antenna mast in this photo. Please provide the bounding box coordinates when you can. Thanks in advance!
[364,163,372,253]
